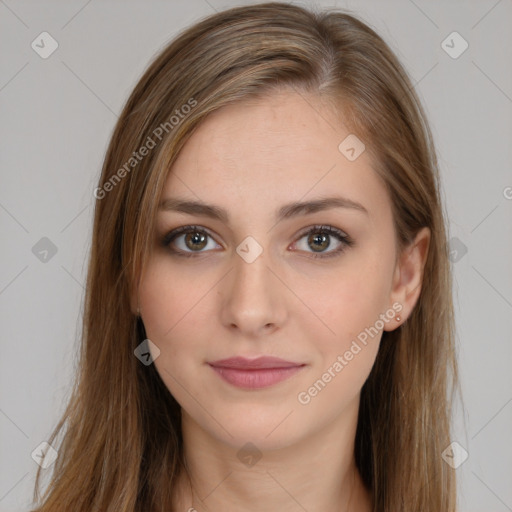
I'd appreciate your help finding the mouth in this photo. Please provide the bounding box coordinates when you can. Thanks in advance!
[207,356,306,389]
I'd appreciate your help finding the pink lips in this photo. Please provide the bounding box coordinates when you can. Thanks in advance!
[208,356,305,389]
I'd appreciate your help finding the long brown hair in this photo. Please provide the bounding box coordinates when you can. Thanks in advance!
[31,3,461,511]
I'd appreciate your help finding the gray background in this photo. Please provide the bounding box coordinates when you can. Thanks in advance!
[1,0,511,510]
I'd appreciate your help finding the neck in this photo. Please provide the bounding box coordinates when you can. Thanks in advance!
[172,396,372,512]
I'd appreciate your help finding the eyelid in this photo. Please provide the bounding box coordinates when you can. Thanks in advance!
[161,224,353,258]
[290,224,353,259]
[161,225,222,252]
[294,224,350,241]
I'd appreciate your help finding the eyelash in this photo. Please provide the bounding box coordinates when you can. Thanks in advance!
[161,224,354,260]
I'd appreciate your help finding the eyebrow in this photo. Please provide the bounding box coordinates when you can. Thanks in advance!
[158,196,369,223]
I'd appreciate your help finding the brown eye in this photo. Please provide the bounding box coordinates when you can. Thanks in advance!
[162,226,221,257]
[307,232,330,252]
[184,231,208,251]
[292,225,354,259]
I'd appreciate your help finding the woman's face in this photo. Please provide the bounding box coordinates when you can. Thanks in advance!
[136,89,410,451]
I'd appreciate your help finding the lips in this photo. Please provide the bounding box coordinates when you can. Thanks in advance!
[208,356,303,369]
[207,356,306,389]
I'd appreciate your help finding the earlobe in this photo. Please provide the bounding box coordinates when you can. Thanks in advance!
[385,227,431,331]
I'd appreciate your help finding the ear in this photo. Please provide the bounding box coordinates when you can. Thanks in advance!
[384,226,431,331]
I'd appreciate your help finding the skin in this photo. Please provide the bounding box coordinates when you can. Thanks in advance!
[132,89,430,511]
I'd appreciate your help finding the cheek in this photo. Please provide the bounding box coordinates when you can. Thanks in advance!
[139,258,206,335]
[294,269,387,413]
[138,260,215,403]
[298,256,392,338]
[291,250,393,391]
[137,259,215,372]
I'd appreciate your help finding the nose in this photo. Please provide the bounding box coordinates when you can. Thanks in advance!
[219,247,287,337]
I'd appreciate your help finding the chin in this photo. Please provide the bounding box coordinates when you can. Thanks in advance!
[196,405,308,452]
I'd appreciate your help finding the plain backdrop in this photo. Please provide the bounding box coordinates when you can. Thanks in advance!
[1,1,511,511]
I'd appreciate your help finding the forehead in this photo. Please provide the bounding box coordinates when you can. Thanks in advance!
[162,90,389,224]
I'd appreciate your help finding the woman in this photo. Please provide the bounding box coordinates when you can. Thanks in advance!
[31,2,461,511]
